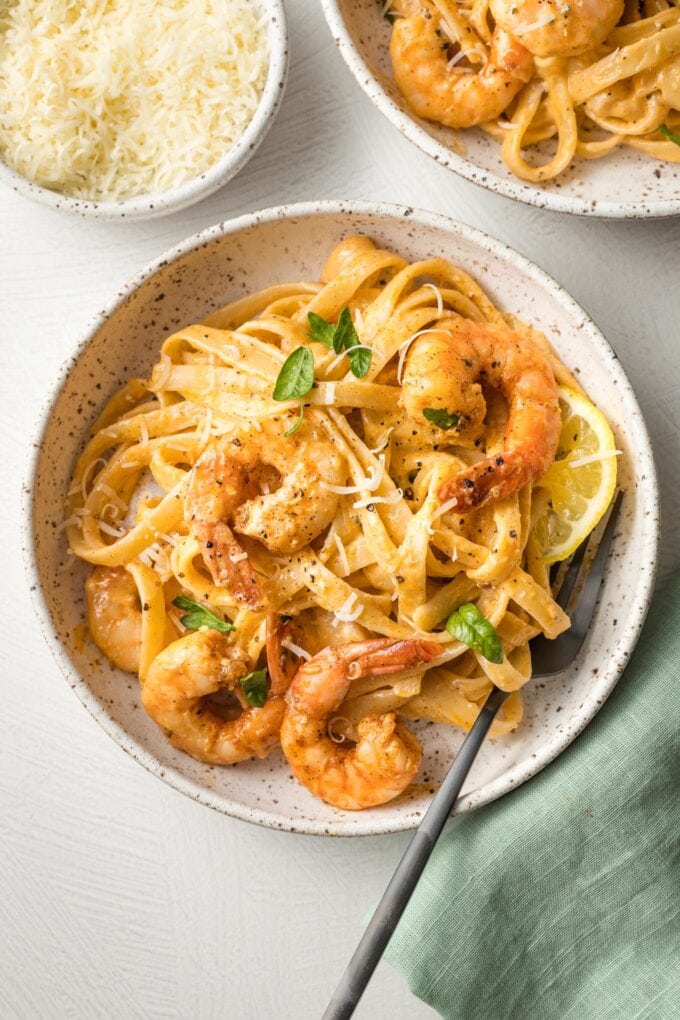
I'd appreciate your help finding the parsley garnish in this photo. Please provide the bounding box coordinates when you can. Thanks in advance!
[273,346,315,401]
[172,595,235,633]
[241,668,268,707]
[307,307,372,378]
[446,603,503,664]
[660,124,680,148]
[423,407,460,430]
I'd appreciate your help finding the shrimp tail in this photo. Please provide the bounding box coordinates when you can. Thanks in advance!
[438,450,528,510]
[265,612,297,695]
[347,638,441,679]
[194,521,264,608]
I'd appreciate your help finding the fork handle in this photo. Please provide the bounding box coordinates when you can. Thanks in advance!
[323,686,508,1020]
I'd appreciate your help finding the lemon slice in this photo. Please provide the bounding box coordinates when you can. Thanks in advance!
[532,387,619,563]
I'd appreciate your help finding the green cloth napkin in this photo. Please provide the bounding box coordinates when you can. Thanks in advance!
[386,575,680,1019]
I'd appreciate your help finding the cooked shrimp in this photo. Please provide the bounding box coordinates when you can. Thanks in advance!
[86,565,174,673]
[489,0,624,57]
[402,318,560,511]
[280,638,440,810]
[86,566,142,673]
[390,7,533,129]
[185,418,346,607]
[142,630,285,764]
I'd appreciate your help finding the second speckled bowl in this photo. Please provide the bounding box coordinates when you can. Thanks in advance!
[24,201,658,835]
[322,0,680,218]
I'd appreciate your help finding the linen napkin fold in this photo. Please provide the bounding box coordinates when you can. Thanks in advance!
[386,575,680,1020]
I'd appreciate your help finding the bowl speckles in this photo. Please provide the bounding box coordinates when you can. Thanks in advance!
[0,0,288,220]
[321,0,680,219]
[23,201,658,835]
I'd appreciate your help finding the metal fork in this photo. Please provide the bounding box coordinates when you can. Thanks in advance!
[323,490,624,1020]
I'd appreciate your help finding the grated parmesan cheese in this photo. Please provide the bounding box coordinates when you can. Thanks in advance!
[431,495,459,521]
[513,12,556,35]
[98,520,126,539]
[333,533,350,576]
[397,328,449,384]
[321,462,383,496]
[0,0,268,201]
[332,592,364,625]
[77,457,107,501]
[367,428,393,455]
[150,354,172,393]
[424,283,444,317]
[326,345,373,375]
[281,639,311,661]
[568,450,622,469]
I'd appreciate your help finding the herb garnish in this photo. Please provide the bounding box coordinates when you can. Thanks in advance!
[172,595,235,633]
[273,346,315,401]
[423,407,460,430]
[660,124,680,147]
[307,307,372,378]
[446,603,503,664]
[241,668,268,707]
[307,311,337,350]
[284,401,305,437]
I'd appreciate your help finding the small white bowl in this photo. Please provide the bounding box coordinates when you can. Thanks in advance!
[24,201,658,835]
[321,0,680,218]
[0,0,288,220]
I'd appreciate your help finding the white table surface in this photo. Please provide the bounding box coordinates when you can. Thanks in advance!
[2,2,679,1017]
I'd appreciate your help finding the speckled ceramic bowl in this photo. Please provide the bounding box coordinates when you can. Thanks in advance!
[24,201,658,835]
[321,0,680,218]
[0,0,288,221]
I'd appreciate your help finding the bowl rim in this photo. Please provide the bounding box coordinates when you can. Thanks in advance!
[23,199,659,836]
[0,0,289,221]
[320,0,680,220]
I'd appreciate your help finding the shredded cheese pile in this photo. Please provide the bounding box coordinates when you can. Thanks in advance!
[0,0,268,201]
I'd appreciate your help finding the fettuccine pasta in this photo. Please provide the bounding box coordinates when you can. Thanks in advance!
[386,0,680,183]
[65,235,615,811]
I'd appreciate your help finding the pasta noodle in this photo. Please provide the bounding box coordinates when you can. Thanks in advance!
[386,0,680,183]
[65,235,614,809]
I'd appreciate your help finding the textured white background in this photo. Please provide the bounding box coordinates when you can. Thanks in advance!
[2,1,679,1017]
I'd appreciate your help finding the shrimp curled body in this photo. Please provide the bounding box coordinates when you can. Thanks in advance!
[402,318,560,511]
[390,10,533,129]
[86,565,174,673]
[490,0,624,57]
[280,638,440,810]
[142,630,286,765]
[186,419,346,607]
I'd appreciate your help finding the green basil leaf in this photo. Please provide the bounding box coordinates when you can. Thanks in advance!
[273,347,315,401]
[660,124,680,147]
[423,407,460,430]
[307,312,336,349]
[446,603,503,664]
[241,668,268,707]
[346,345,373,379]
[172,595,235,633]
[284,401,305,437]
[333,306,360,354]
